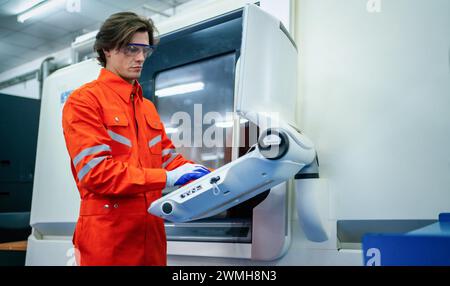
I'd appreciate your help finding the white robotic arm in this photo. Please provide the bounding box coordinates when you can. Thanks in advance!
[148,112,317,223]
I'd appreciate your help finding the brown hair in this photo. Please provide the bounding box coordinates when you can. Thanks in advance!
[94,12,158,67]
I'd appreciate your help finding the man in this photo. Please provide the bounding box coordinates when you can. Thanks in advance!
[62,12,210,266]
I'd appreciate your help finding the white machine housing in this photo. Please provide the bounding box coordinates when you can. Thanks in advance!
[163,5,304,260]
[26,59,101,266]
[26,4,307,264]
[149,116,316,222]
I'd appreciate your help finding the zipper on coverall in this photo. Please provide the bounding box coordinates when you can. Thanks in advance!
[131,93,142,167]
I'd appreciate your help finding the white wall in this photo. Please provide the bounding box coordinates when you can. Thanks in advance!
[168,0,450,265]
[296,0,450,220]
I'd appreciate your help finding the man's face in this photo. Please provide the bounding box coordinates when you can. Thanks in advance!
[104,31,149,83]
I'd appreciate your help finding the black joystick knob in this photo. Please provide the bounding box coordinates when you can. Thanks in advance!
[210,176,220,184]
[161,202,173,215]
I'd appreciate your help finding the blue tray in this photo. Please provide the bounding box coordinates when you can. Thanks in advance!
[362,213,450,266]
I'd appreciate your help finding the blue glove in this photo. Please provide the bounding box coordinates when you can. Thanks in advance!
[165,164,211,188]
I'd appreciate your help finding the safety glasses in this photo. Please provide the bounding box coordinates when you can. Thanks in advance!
[122,43,157,59]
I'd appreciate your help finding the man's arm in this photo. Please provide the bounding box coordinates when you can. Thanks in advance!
[159,121,194,171]
[62,93,166,196]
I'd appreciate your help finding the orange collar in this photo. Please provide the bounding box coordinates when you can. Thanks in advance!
[98,68,143,103]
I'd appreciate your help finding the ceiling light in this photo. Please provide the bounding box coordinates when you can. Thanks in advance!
[215,121,234,128]
[155,82,205,97]
[165,127,178,134]
[215,118,249,128]
[17,0,65,23]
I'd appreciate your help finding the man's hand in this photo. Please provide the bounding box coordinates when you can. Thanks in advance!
[165,163,211,188]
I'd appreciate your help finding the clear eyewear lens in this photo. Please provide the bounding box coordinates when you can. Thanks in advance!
[124,45,154,58]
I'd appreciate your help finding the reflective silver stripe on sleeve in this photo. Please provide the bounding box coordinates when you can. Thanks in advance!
[162,148,175,157]
[107,130,131,147]
[162,153,179,168]
[148,135,161,148]
[77,156,108,182]
[73,144,111,166]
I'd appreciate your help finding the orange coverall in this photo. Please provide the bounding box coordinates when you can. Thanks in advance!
[62,68,192,265]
